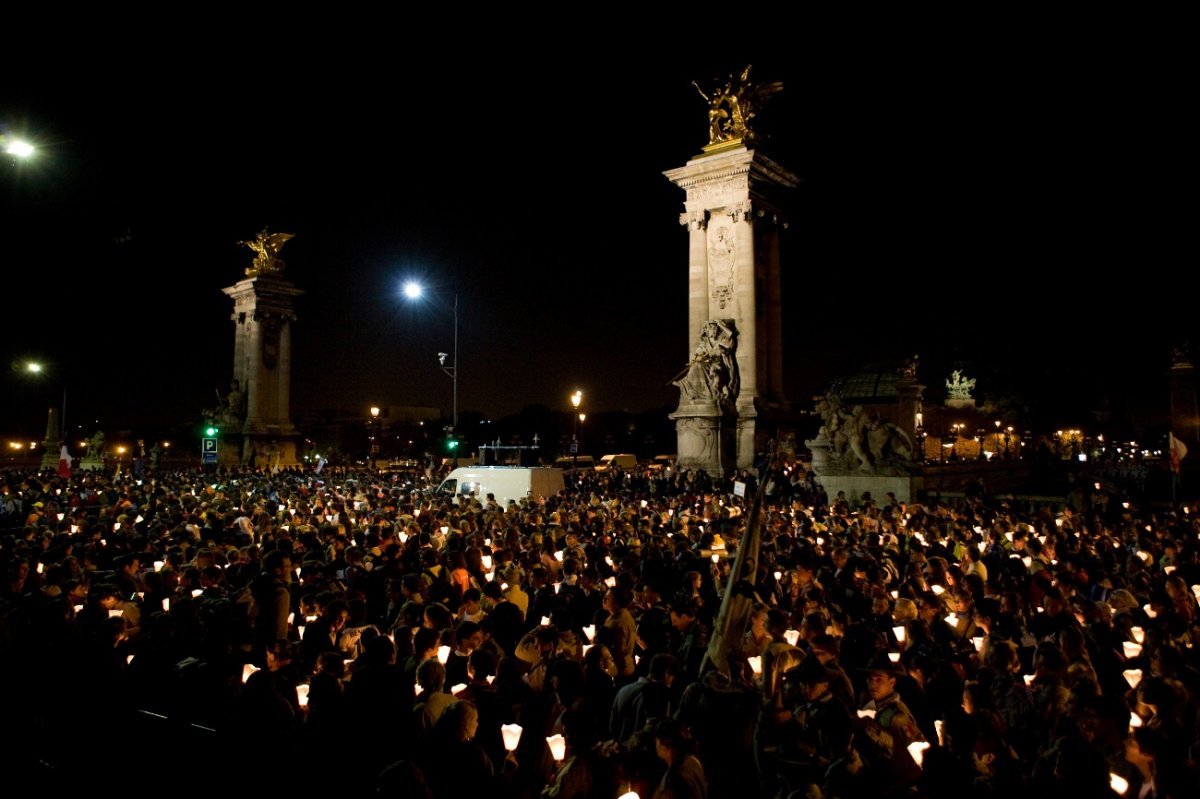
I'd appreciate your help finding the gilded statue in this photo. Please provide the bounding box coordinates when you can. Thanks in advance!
[693,65,783,147]
[239,228,295,277]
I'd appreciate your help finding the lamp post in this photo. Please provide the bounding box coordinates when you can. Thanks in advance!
[570,390,583,470]
[24,361,68,462]
[369,406,381,469]
[403,281,458,464]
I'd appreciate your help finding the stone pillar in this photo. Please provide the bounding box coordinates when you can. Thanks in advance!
[665,146,797,473]
[896,375,925,447]
[222,274,304,467]
[1168,352,1199,444]
[39,408,60,471]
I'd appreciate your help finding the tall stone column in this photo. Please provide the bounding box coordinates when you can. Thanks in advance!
[39,408,60,471]
[1168,348,1199,444]
[665,146,797,473]
[222,273,304,467]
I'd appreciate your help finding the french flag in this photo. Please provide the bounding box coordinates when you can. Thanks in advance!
[58,444,73,479]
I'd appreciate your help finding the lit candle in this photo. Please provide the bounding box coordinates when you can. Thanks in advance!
[893,625,907,643]
[242,663,260,683]
[583,625,596,642]
[1130,626,1144,644]
[296,684,310,708]
[856,709,876,719]
[747,656,762,676]
[972,636,984,652]
[1123,669,1143,689]
[1110,773,1129,795]
[437,645,450,664]
[888,652,901,663]
[501,723,523,751]
[1123,642,1142,659]
[546,733,567,762]
[907,741,930,768]
[784,629,800,646]
[451,683,467,695]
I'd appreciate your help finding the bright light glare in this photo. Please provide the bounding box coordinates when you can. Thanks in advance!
[5,139,34,158]
[26,362,43,373]
[403,281,422,299]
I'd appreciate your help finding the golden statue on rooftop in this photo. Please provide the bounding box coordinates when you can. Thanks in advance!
[239,228,295,277]
[693,65,783,150]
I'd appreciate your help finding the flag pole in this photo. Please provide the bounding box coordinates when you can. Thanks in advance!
[701,445,777,677]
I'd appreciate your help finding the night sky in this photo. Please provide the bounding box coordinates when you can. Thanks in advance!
[1,40,1191,441]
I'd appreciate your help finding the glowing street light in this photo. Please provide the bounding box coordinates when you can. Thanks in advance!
[1,134,35,159]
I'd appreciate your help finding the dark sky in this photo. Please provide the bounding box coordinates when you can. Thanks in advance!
[1,39,1192,440]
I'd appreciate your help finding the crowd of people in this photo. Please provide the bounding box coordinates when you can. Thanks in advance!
[2,458,1198,798]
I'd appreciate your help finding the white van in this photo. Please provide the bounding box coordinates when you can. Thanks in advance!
[596,453,637,472]
[435,466,565,505]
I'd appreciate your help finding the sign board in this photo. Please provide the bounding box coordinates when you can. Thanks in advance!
[733,480,746,497]
[569,441,579,454]
[202,437,218,465]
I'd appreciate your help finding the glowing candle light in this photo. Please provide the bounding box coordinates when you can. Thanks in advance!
[296,684,310,708]
[908,741,930,768]
[1143,604,1157,619]
[1130,626,1144,644]
[934,719,944,746]
[711,554,719,564]
[242,664,260,683]
[1122,642,1142,659]
[888,652,901,663]
[972,636,984,652]
[784,629,800,646]
[546,734,567,762]
[437,646,450,664]
[583,625,596,642]
[1023,674,1035,686]
[501,723,523,751]
[1123,669,1143,689]
[451,683,467,695]
[108,609,124,619]
[747,656,762,676]
[773,570,782,581]
[856,709,876,719]
[605,576,616,588]
[931,585,945,596]
[481,555,492,570]
[893,625,907,643]
[191,589,203,598]
[1110,773,1129,795]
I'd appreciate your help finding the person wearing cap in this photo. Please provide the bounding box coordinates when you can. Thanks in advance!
[856,655,924,788]
[770,655,855,794]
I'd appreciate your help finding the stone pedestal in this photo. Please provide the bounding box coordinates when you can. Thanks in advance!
[671,401,734,475]
[222,273,304,468]
[806,435,923,504]
[665,146,797,472]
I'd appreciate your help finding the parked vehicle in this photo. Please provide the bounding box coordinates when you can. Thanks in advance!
[595,453,637,472]
[553,455,596,471]
[435,466,565,505]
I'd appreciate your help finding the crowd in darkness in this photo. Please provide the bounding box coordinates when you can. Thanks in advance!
[2,459,1198,798]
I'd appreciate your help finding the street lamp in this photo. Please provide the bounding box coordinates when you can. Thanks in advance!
[369,406,381,468]
[403,281,458,459]
[570,390,583,470]
[24,361,68,449]
[1,134,35,159]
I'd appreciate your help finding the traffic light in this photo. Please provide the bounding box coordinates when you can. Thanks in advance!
[205,426,218,437]
[446,437,458,452]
